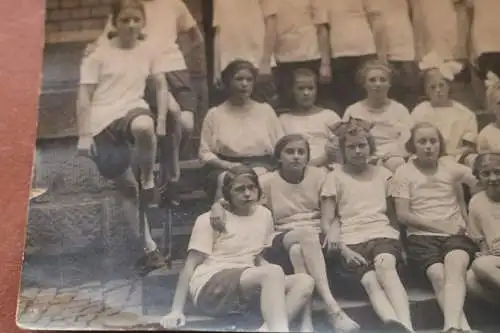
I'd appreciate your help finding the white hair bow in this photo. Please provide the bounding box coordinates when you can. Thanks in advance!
[419,52,463,81]
[485,71,500,90]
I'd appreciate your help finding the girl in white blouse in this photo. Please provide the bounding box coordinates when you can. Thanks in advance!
[199,59,284,201]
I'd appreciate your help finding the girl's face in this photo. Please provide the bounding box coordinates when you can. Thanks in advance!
[229,68,254,99]
[412,126,441,163]
[115,7,145,43]
[279,140,309,173]
[364,68,391,98]
[229,175,259,210]
[293,75,317,108]
[425,70,450,106]
[343,135,371,167]
[478,154,500,201]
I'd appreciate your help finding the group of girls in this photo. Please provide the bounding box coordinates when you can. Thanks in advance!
[164,51,500,333]
[212,0,500,114]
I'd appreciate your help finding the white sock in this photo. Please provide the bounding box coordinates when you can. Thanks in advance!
[144,219,157,253]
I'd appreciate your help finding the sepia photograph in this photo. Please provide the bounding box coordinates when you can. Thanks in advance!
[16,0,500,332]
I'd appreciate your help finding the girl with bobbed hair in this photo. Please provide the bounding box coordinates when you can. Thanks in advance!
[199,59,284,201]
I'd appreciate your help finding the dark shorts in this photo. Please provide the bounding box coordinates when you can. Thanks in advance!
[330,54,377,113]
[263,231,328,275]
[91,108,153,179]
[196,267,249,317]
[339,238,403,280]
[388,60,420,110]
[476,52,500,80]
[145,69,196,113]
[406,235,478,273]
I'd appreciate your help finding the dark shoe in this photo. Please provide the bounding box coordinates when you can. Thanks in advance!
[139,186,160,207]
[159,181,181,208]
[134,249,167,276]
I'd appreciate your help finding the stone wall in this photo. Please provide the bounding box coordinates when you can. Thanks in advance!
[44,0,206,44]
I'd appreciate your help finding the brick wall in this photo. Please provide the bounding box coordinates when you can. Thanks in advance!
[45,0,205,44]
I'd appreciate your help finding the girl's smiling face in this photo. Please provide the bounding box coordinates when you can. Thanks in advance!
[343,135,371,168]
[364,68,391,99]
[229,68,254,99]
[413,126,441,163]
[115,6,145,44]
[425,70,451,106]
[293,75,317,109]
[279,139,309,173]
[477,154,500,201]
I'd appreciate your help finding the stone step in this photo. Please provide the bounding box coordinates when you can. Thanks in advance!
[34,139,206,195]
[141,268,500,332]
[26,190,209,257]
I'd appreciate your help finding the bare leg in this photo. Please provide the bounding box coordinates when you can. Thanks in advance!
[113,169,157,252]
[466,269,499,305]
[289,244,313,332]
[282,230,359,332]
[426,263,471,331]
[130,115,157,189]
[373,253,414,332]
[442,250,471,331]
[472,255,500,287]
[240,265,289,332]
[360,271,398,323]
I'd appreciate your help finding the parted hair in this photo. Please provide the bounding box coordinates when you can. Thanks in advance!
[108,0,146,40]
[221,165,262,204]
[405,122,447,157]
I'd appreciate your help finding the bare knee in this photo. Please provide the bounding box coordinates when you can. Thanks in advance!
[290,273,315,297]
[360,271,379,293]
[262,264,286,283]
[444,250,470,274]
[130,115,155,138]
[472,256,499,280]
[374,253,398,276]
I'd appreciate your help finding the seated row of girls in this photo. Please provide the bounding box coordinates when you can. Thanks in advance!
[207,123,415,332]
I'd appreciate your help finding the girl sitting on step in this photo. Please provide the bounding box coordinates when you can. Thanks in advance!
[391,123,479,333]
[161,166,315,332]
[209,134,360,333]
[76,0,178,275]
[324,118,414,333]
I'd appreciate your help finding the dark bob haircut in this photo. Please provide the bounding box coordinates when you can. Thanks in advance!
[220,59,259,95]
[221,165,262,204]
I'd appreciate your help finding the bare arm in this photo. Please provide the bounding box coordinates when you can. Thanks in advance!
[169,250,206,313]
[260,14,277,74]
[394,197,456,234]
[76,84,96,138]
[366,8,388,62]
[213,28,222,83]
